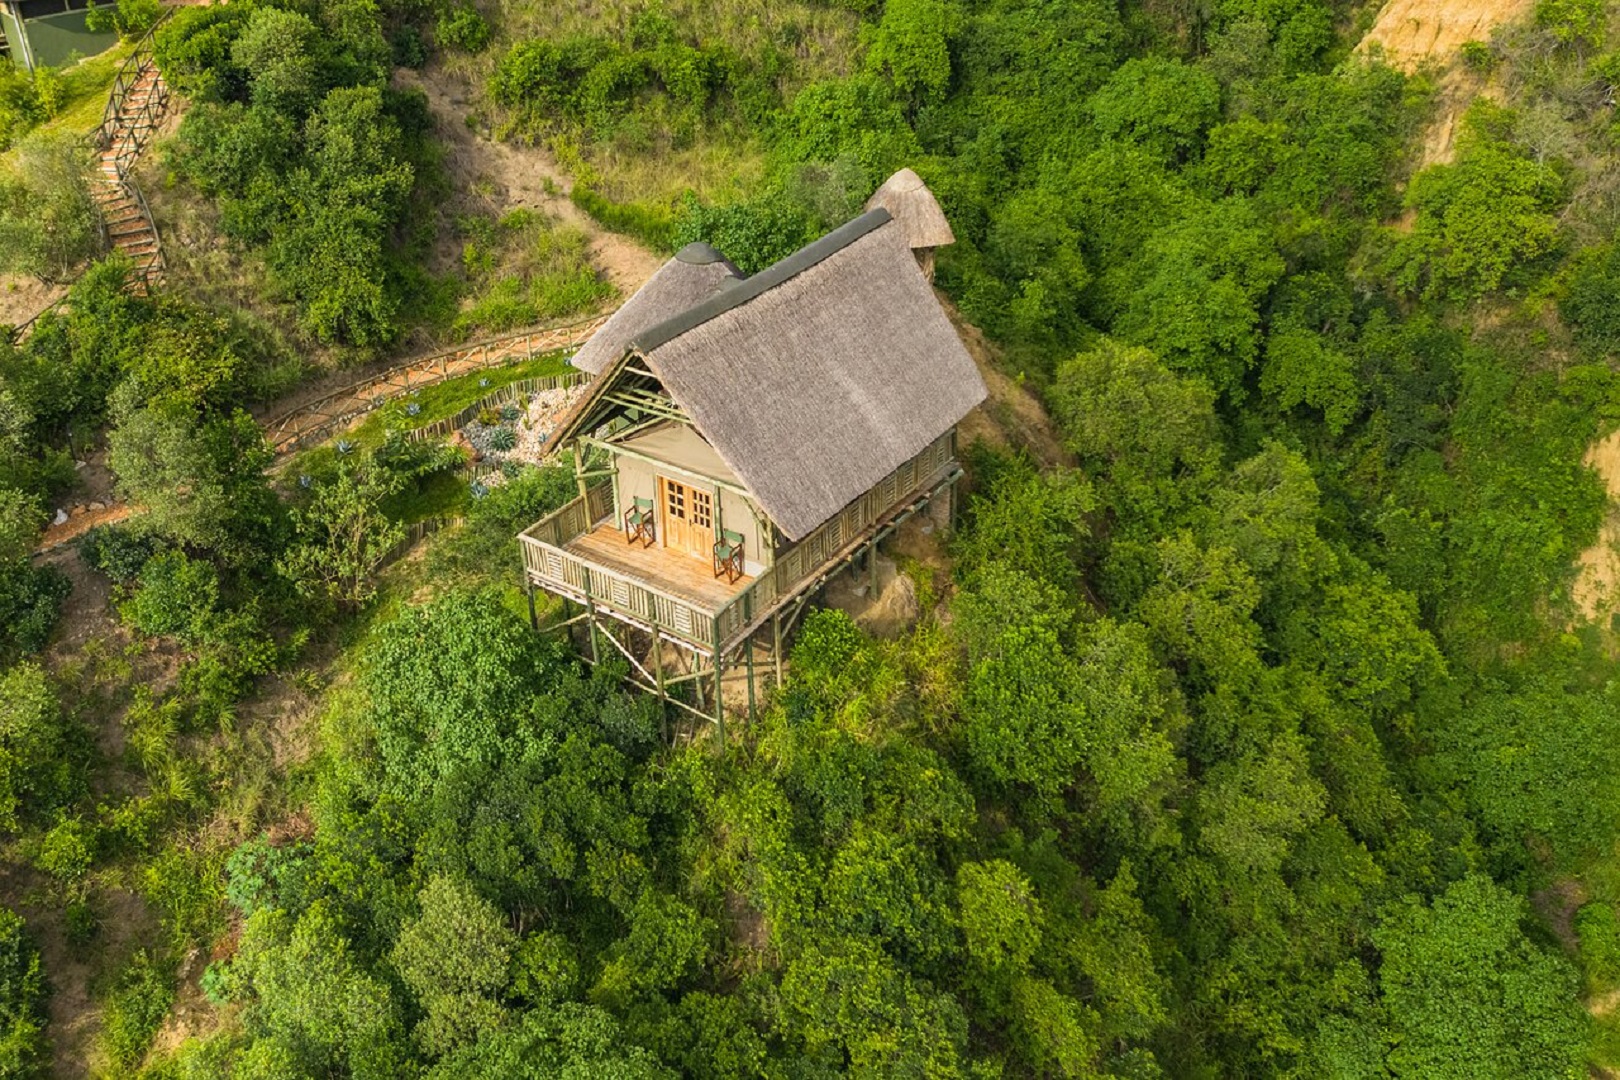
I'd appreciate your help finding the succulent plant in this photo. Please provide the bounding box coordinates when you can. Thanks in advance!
[406,401,422,417]
[501,403,520,422]
[470,481,489,499]
[336,439,356,455]
[488,426,517,452]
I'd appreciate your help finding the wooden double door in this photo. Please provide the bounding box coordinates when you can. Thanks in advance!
[658,475,713,562]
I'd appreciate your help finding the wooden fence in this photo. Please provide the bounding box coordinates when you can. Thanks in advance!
[404,372,588,443]
[378,514,464,570]
[264,315,609,454]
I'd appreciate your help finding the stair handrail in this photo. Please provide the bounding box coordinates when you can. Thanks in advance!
[9,12,174,341]
[96,9,172,152]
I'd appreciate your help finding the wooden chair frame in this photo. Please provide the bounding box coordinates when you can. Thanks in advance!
[624,496,655,547]
[714,528,744,583]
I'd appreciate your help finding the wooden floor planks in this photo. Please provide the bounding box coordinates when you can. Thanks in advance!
[567,523,752,612]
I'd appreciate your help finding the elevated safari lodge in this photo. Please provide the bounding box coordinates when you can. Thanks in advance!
[519,169,984,735]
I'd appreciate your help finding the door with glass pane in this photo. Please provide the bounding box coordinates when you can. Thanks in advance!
[658,475,712,561]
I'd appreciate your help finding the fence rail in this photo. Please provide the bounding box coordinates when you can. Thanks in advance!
[404,372,587,443]
[378,514,463,570]
[713,433,955,645]
[265,314,609,454]
[97,15,169,153]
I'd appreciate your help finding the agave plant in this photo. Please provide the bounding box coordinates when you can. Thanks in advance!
[406,401,422,417]
[470,481,489,499]
[501,403,520,422]
[488,427,517,452]
[336,439,356,455]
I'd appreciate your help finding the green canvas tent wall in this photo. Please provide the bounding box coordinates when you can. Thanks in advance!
[0,0,117,72]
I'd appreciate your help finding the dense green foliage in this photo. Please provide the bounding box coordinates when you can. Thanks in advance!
[13,0,1620,1075]
[158,0,434,347]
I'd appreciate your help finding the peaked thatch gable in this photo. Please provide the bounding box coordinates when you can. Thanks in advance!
[628,209,985,540]
[864,168,955,250]
[571,242,740,375]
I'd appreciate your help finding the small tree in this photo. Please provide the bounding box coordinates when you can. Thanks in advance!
[0,663,72,832]
[0,907,46,1077]
[391,876,517,1057]
[957,860,1043,976]
[0,487,68,657]
[0,132,102,282]
[107,401,279,562]
[277,462,403,612]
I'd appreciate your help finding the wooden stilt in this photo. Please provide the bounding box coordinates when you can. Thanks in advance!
[773,612,783,688]
[653,630,667,742]
[714,654,726,748]
[572,444,589,501]
[526,584,538,630]
[745,635,756,723]
[584,595,600,665]
[868,537,878,594]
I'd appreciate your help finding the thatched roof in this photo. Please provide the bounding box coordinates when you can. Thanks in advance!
[864,168,954,250]
[571,242,740,375]
[628,209,984,540]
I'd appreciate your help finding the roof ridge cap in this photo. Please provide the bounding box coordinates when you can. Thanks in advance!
[630,208,893,354]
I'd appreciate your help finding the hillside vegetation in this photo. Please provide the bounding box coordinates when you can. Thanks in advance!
[5,0,1620,1077]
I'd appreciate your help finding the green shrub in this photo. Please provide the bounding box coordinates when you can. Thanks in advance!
[1562,243,1620,354]
[0,558,68,658]
[120,550,220,643]
[85,0,163,39]
[1578,903,1620,993]
[0,664,77,832]
[80,524,165,585]
[225,834,312,919]
[436,6,491,53]
[0,132,102,283]
[33,817,95,884]
[99,951,174,1072]
[670,189,813,274]
[392,25,428,68]
[0,908,46,1079]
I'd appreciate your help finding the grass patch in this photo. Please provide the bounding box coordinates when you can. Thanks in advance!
[350,349,574,446]
[382,469,471,525]
[448,209,617,337]
[34,43,137,141]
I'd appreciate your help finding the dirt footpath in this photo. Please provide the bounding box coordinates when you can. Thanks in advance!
[393,64,663,296]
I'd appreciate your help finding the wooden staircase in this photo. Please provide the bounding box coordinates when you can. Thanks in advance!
[93,59,168,293]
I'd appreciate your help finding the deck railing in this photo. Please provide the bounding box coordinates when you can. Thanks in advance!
[521,482,722,649]
[713,432,955,644]
[520,432,957,655]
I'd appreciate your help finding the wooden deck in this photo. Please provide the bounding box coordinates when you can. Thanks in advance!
[565,523,752,612]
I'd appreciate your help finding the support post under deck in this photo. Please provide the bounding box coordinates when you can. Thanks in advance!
[584,595,600,665]
[714,653,726,748]
[773,613,783,689]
